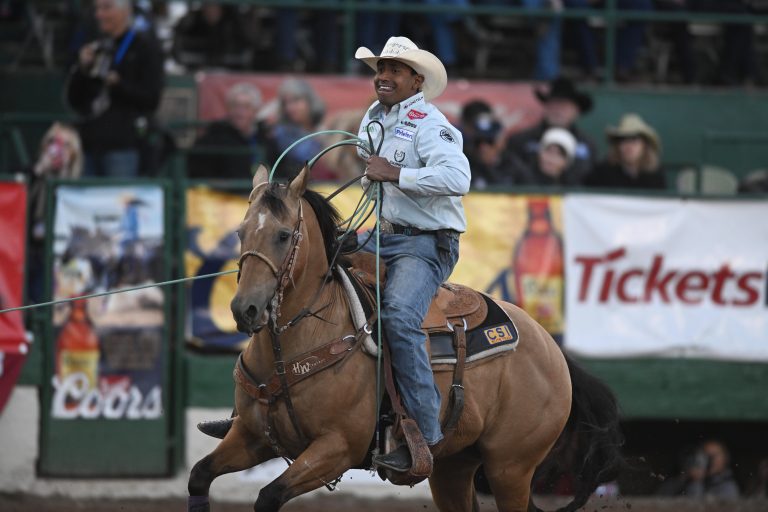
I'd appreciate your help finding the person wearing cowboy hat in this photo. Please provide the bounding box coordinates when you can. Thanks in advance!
[585,113,666,190]
[505,76,597,186]
[193,37,470,460]
[354,36,471,474]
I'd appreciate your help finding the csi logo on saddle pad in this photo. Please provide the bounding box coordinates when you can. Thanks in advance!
[429,294,519,365]
[484,324,515,345]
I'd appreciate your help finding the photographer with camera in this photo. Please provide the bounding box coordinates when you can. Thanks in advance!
[66,0,164,178]
[656,439,740,498]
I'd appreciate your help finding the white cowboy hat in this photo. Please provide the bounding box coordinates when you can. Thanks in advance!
[355,36,447,101]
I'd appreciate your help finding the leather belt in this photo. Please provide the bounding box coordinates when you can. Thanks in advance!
[379,219,460,239]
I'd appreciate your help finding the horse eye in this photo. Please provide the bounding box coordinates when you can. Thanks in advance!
[277,230,291,243]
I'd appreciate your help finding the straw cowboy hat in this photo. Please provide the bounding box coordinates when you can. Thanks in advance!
[535,76,593,113]
[606,113,660,152]
[355,36,447,101]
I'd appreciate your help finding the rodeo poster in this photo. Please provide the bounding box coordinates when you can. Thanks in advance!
[49,185,166,421]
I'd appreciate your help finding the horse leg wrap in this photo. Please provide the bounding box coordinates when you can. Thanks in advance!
[188,495,210,512]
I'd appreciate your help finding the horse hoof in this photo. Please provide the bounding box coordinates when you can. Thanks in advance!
[188,495,210,512]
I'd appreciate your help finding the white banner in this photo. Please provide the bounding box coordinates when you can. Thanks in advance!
[564,195,768,361]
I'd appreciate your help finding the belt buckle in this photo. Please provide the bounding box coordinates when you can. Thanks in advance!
[379,219,394,234]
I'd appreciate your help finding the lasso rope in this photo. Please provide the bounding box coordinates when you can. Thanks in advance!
[0,269,238,314]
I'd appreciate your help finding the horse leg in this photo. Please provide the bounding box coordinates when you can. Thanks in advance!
[188,418,274,512]
[480,457,536,512]
[428,452,483,512]
[253,433,356,512]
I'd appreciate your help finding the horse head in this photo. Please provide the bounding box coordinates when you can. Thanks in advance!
[231,164,310,334]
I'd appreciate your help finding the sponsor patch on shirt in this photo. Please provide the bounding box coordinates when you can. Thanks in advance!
[407,109,427,120]
[394,127,414,142]
[440,129,456,144]
[394,149,406,162]
[401,120,417,128]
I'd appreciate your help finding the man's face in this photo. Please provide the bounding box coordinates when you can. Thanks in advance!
[543,99,580,128]
[374,59,424,108]
[95,0,130,37]
[227,93,258,136]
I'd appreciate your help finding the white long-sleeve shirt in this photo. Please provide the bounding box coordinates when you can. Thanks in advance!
[358,92,471,232]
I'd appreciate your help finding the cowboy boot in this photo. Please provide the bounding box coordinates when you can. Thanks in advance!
[373,441,444,473]
[373,444,413,472]
[196,417,234,439]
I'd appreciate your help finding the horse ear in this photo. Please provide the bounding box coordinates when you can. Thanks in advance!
[288,164,310,198]
[252,164,269,188]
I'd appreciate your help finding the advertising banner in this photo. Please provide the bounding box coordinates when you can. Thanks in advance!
[185,187,249,351]
[185,186,566,350]
[50,185,166,420]
[564,195,768,361]
[0,182,28,414]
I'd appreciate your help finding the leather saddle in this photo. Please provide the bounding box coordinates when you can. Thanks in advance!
[343,252,488,334]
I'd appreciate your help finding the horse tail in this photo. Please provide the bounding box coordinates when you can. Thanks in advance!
[530,353,625,512]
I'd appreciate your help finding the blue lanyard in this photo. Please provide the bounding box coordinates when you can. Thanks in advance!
[113,29,136,66]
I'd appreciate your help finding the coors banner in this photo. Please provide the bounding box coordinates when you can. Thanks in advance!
[50,185,166,420]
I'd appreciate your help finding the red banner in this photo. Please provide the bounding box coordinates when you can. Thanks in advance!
[0,181,28,414]
[196,72,544,137]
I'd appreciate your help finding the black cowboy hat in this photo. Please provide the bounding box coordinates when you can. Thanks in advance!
[535,77,593,113]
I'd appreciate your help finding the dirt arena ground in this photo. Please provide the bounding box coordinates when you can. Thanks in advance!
[2,493,768,512]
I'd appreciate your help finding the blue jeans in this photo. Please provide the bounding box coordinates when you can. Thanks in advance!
[359,230,460,446]
[84,150,140,178]
[521,0,562,81]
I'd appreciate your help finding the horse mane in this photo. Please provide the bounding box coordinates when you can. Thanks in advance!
[260,182,341,266]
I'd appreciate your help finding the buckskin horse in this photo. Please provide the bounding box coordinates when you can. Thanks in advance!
[187,165,623,512]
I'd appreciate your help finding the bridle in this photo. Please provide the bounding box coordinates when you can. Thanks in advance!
[236,200,304,334]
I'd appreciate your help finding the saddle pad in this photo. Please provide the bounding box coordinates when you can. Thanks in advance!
[336,265,519,365]
[430,294,519,365]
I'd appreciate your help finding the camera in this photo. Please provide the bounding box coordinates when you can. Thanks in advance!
[89,39,114,79]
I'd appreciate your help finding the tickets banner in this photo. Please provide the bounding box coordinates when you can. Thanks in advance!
[50,185,166,420]
[564,195,768,361]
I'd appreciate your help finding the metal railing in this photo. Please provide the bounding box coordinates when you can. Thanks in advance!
[159,0,768,83]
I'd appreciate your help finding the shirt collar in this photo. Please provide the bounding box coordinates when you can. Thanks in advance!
[369,92,426,120]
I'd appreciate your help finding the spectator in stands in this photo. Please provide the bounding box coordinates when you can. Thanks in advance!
[458,100,493,161]
[699,0,761,86]
[275,7,340,73]
[563,0,654,82]
[464,109,516,189]
[654,0,696,84]
[656,439,740,498]
[265,78,336,181]
[420,0,469,75]
[187,83,266,180]
[505,76,596,183]
[510,127,580,186]
[26,123,83,302]
[171,2,253,70]
[65,0,164,178]
[585,113,665,189]
[519,0,563,81]
[357,0,401,61]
